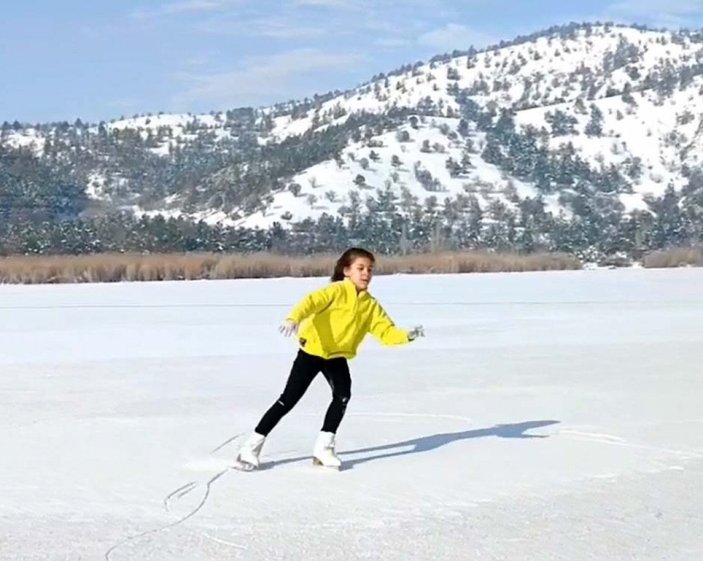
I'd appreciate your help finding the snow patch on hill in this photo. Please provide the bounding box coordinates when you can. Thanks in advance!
[239,117,559,229]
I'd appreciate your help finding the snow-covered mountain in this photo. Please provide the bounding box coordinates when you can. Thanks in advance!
[3,22,703,235]
[266,24,702,136]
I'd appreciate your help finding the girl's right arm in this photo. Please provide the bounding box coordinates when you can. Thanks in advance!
[286,282,341,324]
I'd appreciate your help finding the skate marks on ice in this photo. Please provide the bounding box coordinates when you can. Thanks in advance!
[209,431,247,454]
[104,420,559,559]
[104,471,241,560]
[162,481,198,511]
[162,431,246,511]
[558,428,703,461]
[104,433,248,560]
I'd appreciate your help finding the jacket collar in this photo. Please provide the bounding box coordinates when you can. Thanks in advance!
[342,277,369,299]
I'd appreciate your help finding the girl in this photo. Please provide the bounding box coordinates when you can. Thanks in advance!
[234,247,424,471]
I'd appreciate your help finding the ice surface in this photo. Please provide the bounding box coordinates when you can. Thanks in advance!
[1,268,702,560]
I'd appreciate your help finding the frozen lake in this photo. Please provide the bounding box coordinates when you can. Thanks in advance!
[1,268,702,560]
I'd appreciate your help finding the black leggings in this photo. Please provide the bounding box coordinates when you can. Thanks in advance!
[255,350,352,436]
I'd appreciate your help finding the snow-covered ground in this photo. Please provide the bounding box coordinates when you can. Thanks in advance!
[1,268,702,560]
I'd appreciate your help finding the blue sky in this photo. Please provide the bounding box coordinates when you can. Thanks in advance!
[2,0,702,123]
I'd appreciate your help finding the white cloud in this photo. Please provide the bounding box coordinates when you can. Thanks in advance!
[196,17,325,39]
[108,98,142,112]
[292,0,355,7]
[375,36,412,49]
[162,1,221,14]
[418,23,495,51]
[172,48,364,109]
[131,0,226,20]
[605,0,703,26]
[256,22,327,39]
[181,52,221,67]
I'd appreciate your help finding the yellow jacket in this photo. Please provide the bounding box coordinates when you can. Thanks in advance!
[286,278,410,359]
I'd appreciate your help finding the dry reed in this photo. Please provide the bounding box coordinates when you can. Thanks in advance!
[0,251,581,285]
[642,248,703,269]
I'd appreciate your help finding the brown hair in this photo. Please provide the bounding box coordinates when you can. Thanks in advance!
[331,247,375,281]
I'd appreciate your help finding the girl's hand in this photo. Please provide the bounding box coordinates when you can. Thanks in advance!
[279,319,299,337]
[408,325,425,341]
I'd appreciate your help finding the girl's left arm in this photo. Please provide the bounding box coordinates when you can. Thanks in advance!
[367,301,411,345]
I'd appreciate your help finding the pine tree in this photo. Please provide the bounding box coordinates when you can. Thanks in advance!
[584,104,604,136]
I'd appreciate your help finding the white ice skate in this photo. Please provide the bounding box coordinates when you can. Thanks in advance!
[312,431,342,470]
[233,432,266,471]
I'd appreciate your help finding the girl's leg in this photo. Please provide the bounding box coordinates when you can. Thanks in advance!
[320,358,352,433]
[254,351,321,436]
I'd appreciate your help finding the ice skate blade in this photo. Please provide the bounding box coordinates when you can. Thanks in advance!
[232,457,257,472]
[312,457,340,470]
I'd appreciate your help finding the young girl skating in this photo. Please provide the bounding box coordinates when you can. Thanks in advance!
[235,247,424,470]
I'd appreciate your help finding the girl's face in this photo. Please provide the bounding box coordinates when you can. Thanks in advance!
[344,256,374,291]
